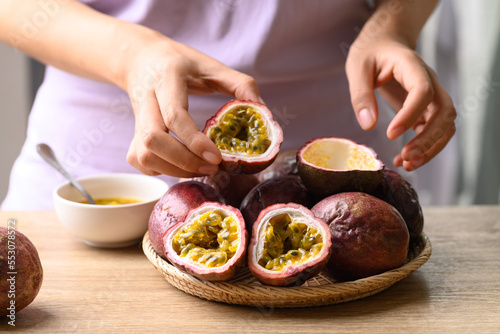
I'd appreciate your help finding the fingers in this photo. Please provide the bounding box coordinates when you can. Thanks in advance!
[224,70,263,102]
[346,56,379,131]
[125,41,265,177]
[386,54,434,140]
[394,70,457,171]
[369,48,456,171]
[150,59,263,172]
[128,86,219,177]
[394,123,456,171]
[376,78,408,113]
[192,60,263,102]
[347,35,456,172]
[156,72,222,164]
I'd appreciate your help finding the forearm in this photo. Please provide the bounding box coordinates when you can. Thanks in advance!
[364,0,439,49]
[0,0,159,90]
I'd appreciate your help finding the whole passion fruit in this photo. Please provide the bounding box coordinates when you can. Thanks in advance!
[148,181,224,258]
[1,226,43,317]
[203,100,283,175]
[189,171,260,208]
[239,175,314,236]
[371,169,424,241]
[297,137,384,198]
[258,150,299,182]
[312,192,409,281]
[163,202,247,281]
[248,203,331,287]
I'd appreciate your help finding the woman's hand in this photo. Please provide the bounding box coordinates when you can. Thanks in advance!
[0,0,262,178]
[124,36,262,178]
[345,0,456,171]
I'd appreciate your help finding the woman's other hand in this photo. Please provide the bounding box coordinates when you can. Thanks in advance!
[345,0,456,171]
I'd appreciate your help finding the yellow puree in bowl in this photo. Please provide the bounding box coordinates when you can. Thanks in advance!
[80,197,142,205]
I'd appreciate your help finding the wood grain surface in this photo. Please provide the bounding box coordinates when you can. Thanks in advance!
[1,206,499,333]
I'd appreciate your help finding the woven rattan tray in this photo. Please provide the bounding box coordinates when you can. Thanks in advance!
[142,232,431,308]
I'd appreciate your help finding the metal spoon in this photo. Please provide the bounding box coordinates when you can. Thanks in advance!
[36,143,96,204]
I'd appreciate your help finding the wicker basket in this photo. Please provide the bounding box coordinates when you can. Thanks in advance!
[142,232,431,308]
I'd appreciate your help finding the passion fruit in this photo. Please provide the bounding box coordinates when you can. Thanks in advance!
[163,202,247,281]
[312,192,409,281]
[148,181,224,258]
[190,171,260,208]
[258,150,299,182]
[297,137,384,198]
[371,169,424,242]
[203,100,283,174]
[248,203,331,287]
[1,227,43,316]
[239,175,314,236]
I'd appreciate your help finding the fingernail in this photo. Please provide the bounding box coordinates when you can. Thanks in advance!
[198,164,218,175]
[202,151,220,165]
[257,96,265,104]
[358,108,374,130]
[389,126,406,140]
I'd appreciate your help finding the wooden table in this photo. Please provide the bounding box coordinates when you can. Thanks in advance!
[1,206,500,333]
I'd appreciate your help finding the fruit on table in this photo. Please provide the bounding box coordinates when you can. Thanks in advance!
[312,192,409,281]
[239,175,314,236]
[191,171,260,208]
[371,169,424,242]
[148,181,224,258]
[248,203,331,287]
[203,100,283,174]
[1,227,43,316]
[297,137,384,197]
[258,150,299,182]
[163,202,247,281]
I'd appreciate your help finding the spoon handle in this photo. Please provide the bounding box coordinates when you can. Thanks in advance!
[36,143,96,204]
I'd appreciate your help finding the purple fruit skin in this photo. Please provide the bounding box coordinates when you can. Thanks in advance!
[239,176,313,236]
[194,171,260,208]
[148,181,223,258]
[258,150,298,182]
[312,192,409,281]
[371,169,424,240]
[1,227,43,315]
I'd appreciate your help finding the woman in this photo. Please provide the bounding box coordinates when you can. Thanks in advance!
[0,0,456,210]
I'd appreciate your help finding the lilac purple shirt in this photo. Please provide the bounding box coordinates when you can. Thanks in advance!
[2,0,402,210]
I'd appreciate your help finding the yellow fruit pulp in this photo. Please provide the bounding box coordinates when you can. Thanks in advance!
[209,107,271,155]
[346,146,377,170]
[258,213,324,271]
[79,197,142,205]
[172,210,240,268]
[303,140,377,171]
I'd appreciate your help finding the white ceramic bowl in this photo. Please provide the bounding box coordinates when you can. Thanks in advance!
[54,173,169,248]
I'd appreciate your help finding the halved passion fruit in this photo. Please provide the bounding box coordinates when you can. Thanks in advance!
[297,137,384,197]
[203,100,283,174]
[163,202,247,281]
[248,203,331,287]
[148,181,224,259]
